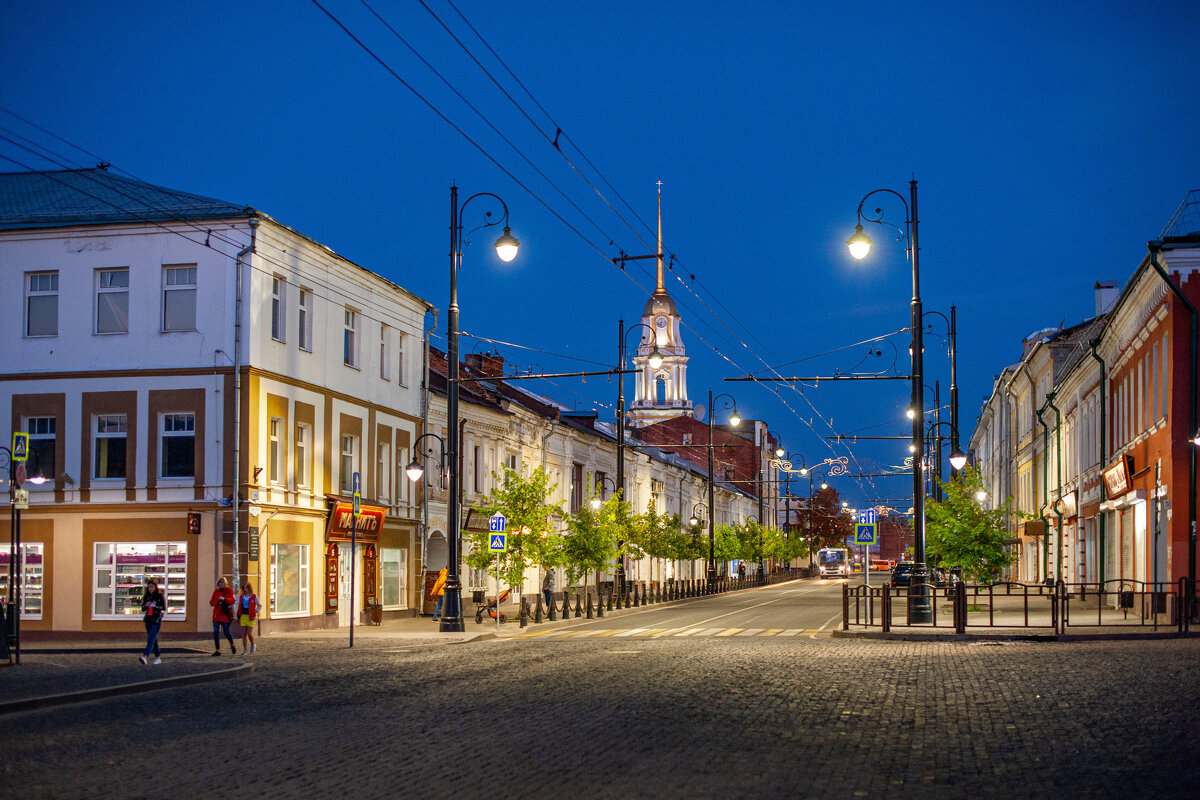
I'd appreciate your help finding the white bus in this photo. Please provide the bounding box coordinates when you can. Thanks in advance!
[817,547,850,578]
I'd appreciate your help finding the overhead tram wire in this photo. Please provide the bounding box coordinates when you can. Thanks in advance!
[360,0,623,250]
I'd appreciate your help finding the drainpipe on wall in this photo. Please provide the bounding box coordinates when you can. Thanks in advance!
[418,308,437,580]
[1047,392,1064,583]
[232,217,258,591]
[1090,340,1107,584]
[1036,401,1052,582]
[1146,241,1197,601]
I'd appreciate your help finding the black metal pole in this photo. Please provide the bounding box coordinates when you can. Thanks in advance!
[949,304,960,479]
[707,389,717,587]
[616,318,627,601]
[907,179,931,623]
[442,186,465,632]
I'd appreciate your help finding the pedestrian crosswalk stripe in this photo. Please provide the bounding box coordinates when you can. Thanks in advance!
[517,626,824,640]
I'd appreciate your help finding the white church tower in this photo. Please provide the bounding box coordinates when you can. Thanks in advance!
[628,185,692,427]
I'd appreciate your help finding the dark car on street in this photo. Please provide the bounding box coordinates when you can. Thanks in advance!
[888,562,914,588]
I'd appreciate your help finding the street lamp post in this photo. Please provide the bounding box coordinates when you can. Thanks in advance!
[847,178,931,623]
[707,391,740,588]
[615,320,662,601]
[1,445,46,665]
[924,307,960,478]
[442,186,519,632]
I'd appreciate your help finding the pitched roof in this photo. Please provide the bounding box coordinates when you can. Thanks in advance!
[0,168,252,230]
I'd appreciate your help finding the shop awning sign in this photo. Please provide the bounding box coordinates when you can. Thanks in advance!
[1103,456,1132,498]
[326,501,387,542]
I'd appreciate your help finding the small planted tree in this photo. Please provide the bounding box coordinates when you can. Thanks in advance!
[466,464,563,595]
[925,466,1017,584]
[563,491,621,603]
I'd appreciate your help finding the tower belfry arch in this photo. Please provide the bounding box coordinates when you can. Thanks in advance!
[628,184,692,427]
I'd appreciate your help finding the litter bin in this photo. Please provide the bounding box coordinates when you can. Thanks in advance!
[365,596,383,625]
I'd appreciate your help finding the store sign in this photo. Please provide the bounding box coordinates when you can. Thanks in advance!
[325,542,339,612]
[325,501,387,543]
[1057,491,1078,518]
[248,526,260,562]
[1103,456,1133,498]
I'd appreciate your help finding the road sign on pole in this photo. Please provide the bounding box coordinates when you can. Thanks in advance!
[854,523,877,545]
[489,513,507,533]
[12,432,29,461]
[489,533,507,552]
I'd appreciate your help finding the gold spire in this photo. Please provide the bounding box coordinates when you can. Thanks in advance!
[655,180,665,293]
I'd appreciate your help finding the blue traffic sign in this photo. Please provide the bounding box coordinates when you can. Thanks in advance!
[489,534,507,552]
[12,432,28,462]
[489,513,507,533]
[854,523,877,545]
[858,509,877,525]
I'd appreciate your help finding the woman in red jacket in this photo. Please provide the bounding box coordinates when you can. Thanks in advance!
[209,577,237,656]
[237,581,259,655]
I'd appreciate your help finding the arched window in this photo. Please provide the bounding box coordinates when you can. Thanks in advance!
[656,376,667,405]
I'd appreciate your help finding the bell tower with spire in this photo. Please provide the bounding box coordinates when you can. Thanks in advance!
[628,183,692,427]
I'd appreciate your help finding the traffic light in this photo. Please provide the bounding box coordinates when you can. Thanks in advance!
[187,512,201,535]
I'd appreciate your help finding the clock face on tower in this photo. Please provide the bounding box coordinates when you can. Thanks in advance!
[655,316,667,329]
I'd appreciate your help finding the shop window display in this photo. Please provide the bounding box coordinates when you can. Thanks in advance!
[0,544,44,620]
[93,543,187,619]
[270,543,309,616]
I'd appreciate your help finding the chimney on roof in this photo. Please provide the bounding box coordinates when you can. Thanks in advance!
[1095,280,1119,315]
[464,352,505,378]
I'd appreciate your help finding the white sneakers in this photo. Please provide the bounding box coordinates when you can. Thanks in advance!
[138,655,162,665]
[152,657,162,665]
[250,644,256,654]
[138,655,147,665]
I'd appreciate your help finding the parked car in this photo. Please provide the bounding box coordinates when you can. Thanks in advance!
[888,562,914,588]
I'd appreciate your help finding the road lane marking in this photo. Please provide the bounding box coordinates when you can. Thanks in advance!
[632,628,670,637]
[734,628,764,637]
[614,627,650,637]
[715,628,743,637]
[761,629,784,636]
[779,629,804,636]
[672,628,704,637]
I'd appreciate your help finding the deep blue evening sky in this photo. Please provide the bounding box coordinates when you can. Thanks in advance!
[3,1,1198,512]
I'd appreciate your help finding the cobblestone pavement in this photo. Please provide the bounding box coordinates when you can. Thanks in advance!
[3,633,1198,798]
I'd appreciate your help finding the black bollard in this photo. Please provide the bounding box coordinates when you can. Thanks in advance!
[625,584,632,609]
[562,589,570,618]
[574,591,583,618]
[641,583,648,605]
[520,597,528,628]
[535,593,544,623]
[632,582,639,607]
[547,591,557,621]
[598,590,605,617]
[606,588,614,612]
[586,591,594,619]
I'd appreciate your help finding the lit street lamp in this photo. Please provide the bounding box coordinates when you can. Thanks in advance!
[615,320,661,599]
[848,179,931,623]
[440,185,519,632]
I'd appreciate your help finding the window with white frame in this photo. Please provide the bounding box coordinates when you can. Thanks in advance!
[344,308,359,368]
[0,543,44,619]
[271,275,286,342]
[380,547,407,609]
[162,265,197,331]
[25,271,58,337]
[397,332,408,387]
[377,441,390,501]
[380,324,391,380]
[473,445,482,494]
[505,454,518,473]
[298,287,313,352]
[161,413,196,478]
[92,542,187,619]
[295,423,311,489]
[93,414,128,479]
[270,542,309,616]
[26,416,56,482]
[340,434,358,493]
[95,268,129,334]
[269,417,284,484]
[396,446,408,504]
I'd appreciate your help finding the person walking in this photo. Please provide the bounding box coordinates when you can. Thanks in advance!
[209,577,237,656]
[139,579,166,665]
[430,566,447,621]
[237,581,259,655]
[542,569,554,610]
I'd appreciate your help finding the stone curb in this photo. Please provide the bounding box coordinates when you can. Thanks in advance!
[0,661,256,716]
[831,628,1199,643]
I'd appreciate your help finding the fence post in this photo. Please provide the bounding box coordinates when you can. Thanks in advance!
[882,586,891,633]
[954,581,966,635]
[841,582,849,631]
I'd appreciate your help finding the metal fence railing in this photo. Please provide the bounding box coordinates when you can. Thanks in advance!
[844,577,1197,635]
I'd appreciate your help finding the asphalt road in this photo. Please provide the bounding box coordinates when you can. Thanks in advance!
[5,578,1199,799]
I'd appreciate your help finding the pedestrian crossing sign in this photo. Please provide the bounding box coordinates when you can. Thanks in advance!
[854,523,877,545]
[489,534,507,552]
[11,432,28,462]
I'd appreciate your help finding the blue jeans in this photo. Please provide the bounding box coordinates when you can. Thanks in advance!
[543,589,553,608]
[213,621,233,649]
[143,619,161,657]
[432,596,444,620]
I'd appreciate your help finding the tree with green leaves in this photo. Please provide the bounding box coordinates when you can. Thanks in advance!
[466,464,563,594]
[562,491,626,602]
[924,466,1017,584]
